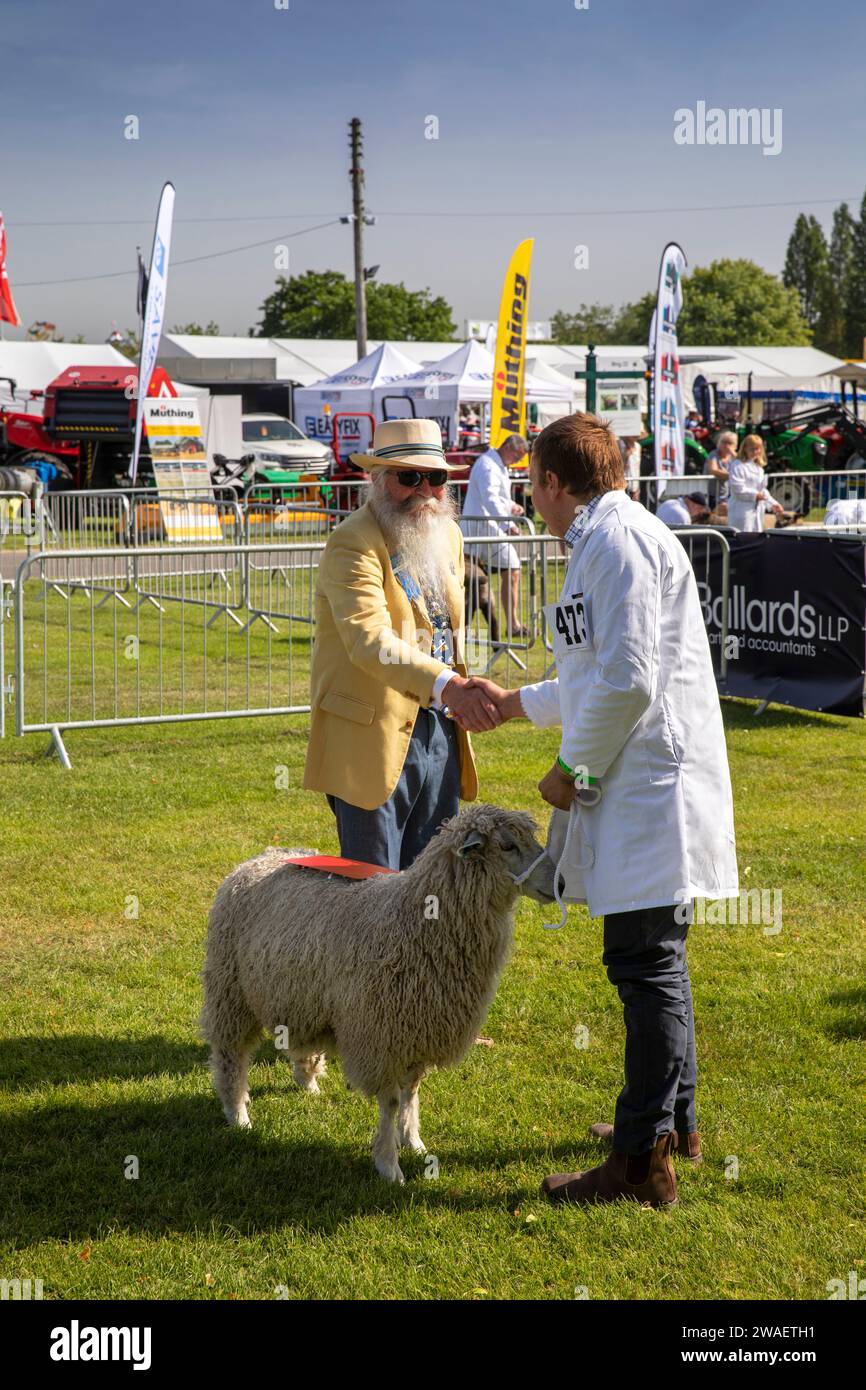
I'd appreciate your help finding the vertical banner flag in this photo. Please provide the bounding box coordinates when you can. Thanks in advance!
[0,213,22,326]
[650,242,687,495]
[490,238,533,451]
[130,182,175,483]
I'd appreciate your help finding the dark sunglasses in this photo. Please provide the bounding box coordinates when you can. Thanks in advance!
[394,469,449,489]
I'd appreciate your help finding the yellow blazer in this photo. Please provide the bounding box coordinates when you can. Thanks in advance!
[303,501,478,811]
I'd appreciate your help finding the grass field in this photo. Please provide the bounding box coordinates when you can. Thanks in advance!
[1,662,864,1302]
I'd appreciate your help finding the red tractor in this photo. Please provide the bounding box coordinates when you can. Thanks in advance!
[0,377,77,494]
[0,363,177,494]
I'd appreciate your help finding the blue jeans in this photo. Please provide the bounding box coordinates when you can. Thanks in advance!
[327,707,461,870]
[603,904,697,1154]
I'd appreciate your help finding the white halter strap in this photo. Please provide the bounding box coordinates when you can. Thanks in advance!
[524,785,602,930]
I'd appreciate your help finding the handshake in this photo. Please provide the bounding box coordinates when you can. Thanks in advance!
[440,675,523,733]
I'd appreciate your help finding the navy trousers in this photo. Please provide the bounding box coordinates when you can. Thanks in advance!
[327,707,461,870]
[602,903,697,1154]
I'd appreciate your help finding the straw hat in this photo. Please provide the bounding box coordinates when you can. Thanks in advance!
[350,418,461,472]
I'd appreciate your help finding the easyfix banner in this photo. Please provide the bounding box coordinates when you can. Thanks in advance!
[131,181,175,483]
[650,242,687,490]
[489,238,533,450]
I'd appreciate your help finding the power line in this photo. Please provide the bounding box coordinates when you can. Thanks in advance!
[15,219,342,288]
[12,214,341,227]
[6,195,860,230]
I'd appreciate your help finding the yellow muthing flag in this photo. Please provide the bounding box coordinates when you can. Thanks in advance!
[489,238,533,451]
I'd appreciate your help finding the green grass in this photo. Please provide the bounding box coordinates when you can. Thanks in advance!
[1,617,865,1299]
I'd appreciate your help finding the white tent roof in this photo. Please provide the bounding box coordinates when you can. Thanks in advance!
[524,354,579,397]
[0,341,130,409]
[272,338,458,377]
[380,339,566,402]
[825,360,866,383]
[301,341,421,392]
[160,333,324,385]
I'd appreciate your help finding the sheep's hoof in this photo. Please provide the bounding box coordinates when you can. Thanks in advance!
[375,1159,405,1185]
[226,1104,251,1128]
[297,1079,320,1095]
[399,1136,427,1155]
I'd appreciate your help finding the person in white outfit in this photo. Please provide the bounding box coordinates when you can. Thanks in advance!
[460,434,528,636]
[824,498,866,528]
[655,491,711,526]
[467,412,738,1208]
[727,434,784,532]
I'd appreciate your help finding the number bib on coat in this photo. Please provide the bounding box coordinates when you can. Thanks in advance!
[544,592,591,659]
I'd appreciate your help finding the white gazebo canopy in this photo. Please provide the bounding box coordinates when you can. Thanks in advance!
[292,342,423,450]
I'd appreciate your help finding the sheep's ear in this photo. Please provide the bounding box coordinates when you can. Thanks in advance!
[455,830,486,858]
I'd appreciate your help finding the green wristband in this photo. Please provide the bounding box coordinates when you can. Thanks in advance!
[557,755,598,785]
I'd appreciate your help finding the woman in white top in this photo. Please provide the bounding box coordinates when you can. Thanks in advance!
[727,434,784,532]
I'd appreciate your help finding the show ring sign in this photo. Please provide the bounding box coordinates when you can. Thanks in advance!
[697,531,865,717]
[143,399,222,542]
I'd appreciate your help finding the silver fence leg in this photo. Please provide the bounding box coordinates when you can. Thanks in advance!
[47,725,72,770]
[719,541,730,684]
[206,604,244,630]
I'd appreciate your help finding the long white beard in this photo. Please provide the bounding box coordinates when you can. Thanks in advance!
[369,480,457,610]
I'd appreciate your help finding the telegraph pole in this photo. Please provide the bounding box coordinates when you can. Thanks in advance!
[349,117,368,358]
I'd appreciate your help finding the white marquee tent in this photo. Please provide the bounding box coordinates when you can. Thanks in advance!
[369,339,568,445]
[524,354,579,428]
[292,342,421,452]
[0,341,131,411]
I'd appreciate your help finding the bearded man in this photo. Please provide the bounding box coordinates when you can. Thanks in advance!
[303,419,501,869]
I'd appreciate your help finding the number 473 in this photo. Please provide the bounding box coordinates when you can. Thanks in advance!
[555,602,586,647]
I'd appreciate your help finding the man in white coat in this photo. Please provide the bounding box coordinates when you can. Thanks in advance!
[472,413,739,1207]
[460,434,528,636]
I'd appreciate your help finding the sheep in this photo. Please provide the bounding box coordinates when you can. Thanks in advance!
[200,803,556,1183]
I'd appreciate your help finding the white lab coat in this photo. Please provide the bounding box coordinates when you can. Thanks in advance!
[727,460,778,532]
[521,490,739,917]
[459,448,520,568]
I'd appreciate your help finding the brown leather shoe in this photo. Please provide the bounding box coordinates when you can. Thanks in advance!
[589,1120,702,1165]
[542,1133,678,1208]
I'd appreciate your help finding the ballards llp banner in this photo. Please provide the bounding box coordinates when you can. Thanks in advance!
[697,532,866,717]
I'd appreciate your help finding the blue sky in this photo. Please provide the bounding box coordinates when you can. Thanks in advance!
[2,0,865,340]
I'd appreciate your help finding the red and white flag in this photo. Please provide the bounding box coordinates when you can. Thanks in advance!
[0,213,22,327]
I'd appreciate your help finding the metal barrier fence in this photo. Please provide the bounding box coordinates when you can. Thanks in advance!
[1,491,42,583]
[672,528,732,682]
[7,521,733,758]
[635,467,866,520]
[463,529,539,675]
[0,577,8,740]
[14,543,320,766]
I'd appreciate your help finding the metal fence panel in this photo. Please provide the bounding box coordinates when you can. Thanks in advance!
[14,543,317,765]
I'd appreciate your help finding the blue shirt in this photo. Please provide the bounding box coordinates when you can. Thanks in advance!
[563,492,605,549]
